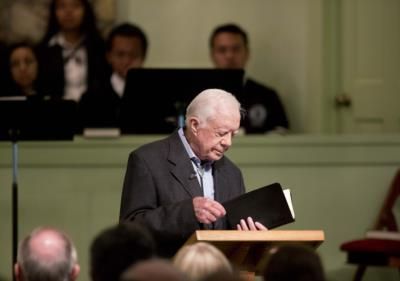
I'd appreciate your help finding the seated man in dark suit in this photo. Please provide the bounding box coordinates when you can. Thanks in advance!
[209,23,289,134]
[119,89,266,258]
[104,22,148,99]
[79,22,148,129]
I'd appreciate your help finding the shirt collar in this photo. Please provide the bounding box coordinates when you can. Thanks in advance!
[48,33,84,50]
[178,128,197,160]
[178,128,213,168]
[110,72,125,97]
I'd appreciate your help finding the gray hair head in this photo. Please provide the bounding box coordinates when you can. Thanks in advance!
[185,89,243,128]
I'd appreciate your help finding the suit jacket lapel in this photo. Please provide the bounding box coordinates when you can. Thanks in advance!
[213,157,226,202]
[167,132,203,197]
[212,157,231,229]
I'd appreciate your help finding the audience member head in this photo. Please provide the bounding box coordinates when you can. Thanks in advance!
[201,271,244,281]
[184,88,243,162]
[90,222,156,281]
[263,244,326,281]
[15,226,80,281]
[121,258,187,281]
[7,41,39,96]
[42,0,101,44]
[106,23,148,78]
[209,23,249,69]
[173,242,232,281]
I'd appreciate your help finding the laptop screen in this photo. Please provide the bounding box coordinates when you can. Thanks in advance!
[120,68,244,134]
[0,97,77,141]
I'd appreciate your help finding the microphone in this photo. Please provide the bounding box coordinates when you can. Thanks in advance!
[189,172,197,180]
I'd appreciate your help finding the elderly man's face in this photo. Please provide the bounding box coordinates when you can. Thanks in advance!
[190,112,240,161]
[211,32,249,69]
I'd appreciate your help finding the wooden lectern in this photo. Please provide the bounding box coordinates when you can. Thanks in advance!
[183,230,325,278]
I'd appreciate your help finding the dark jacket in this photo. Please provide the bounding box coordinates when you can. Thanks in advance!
[36,37,108,99]
[239,79,289,133]
[120,131,245,257]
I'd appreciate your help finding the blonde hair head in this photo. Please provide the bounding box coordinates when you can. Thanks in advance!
[173,242,233,281]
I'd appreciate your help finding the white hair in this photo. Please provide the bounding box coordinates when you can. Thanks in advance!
[185,88,242,128]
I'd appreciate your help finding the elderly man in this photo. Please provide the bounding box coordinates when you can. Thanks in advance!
[120,88,266,257]
[14,227,80,281]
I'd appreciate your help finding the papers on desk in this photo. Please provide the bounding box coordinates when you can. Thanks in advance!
[283,188,295,219]
[365,230,400,241]
[223,182,295,229]
[0,96,27,101]
[83,128,121,138]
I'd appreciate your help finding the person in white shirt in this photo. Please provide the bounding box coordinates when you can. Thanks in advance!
[36,0,107,102]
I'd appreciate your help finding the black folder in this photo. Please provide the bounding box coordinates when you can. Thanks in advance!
[223,183,295,229]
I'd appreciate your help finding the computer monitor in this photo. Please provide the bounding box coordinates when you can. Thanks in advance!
[0,97,77,141]
[120,68,244,134]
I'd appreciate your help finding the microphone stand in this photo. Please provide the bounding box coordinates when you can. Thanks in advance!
[11,128,19,281]
[0,98,76,281]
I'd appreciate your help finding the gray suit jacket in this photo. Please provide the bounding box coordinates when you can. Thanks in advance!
[119,131,245,257]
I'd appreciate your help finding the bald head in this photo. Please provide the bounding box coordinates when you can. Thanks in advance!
[15,227,79,281]
[29,229,69,261]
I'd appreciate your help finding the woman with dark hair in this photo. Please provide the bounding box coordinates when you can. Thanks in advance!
[36,0,108,101]
[4,41,41,98]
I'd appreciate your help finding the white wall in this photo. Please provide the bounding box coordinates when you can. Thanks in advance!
[116,0,322,133]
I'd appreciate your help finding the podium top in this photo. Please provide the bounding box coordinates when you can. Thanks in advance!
[185,230,324,247]
[182,230,325,275]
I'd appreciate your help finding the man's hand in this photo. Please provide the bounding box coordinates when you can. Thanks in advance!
[237,217,268,230]
[193,197,226,224]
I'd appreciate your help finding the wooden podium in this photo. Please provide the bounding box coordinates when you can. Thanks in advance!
[183,230,325,277]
